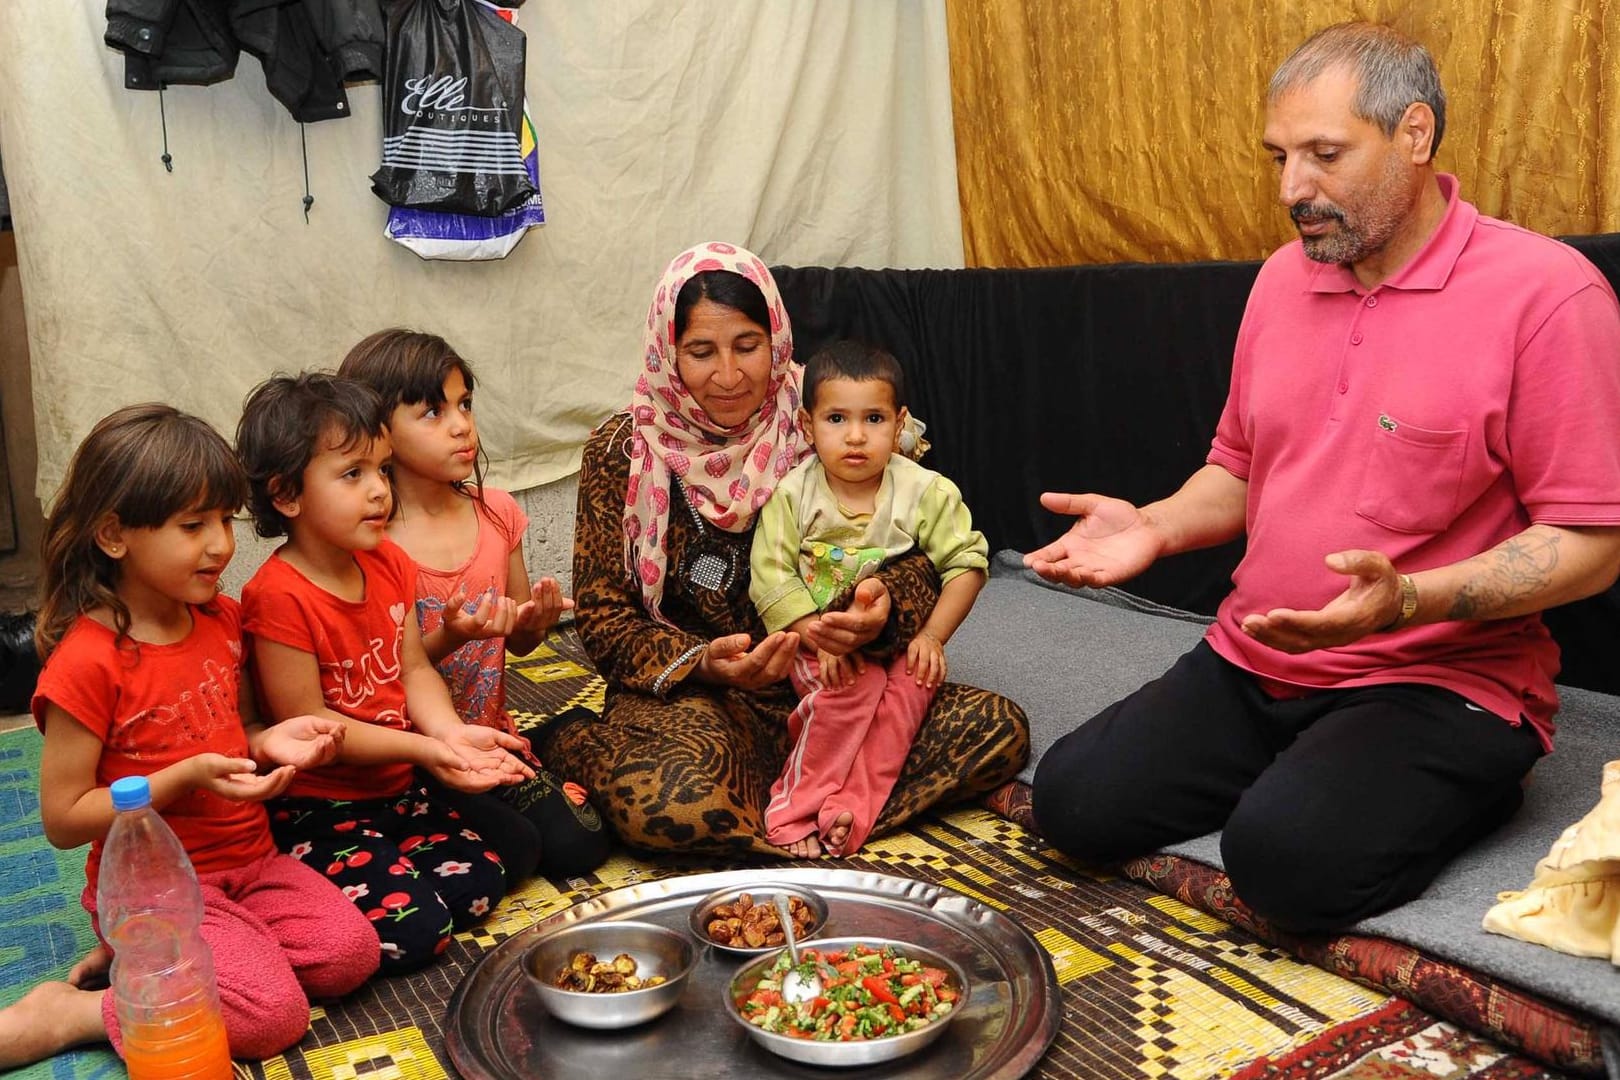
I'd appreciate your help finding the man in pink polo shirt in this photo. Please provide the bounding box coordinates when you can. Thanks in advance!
[1027,22,1620,932]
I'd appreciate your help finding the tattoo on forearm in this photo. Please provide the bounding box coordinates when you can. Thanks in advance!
[1449,530,1560,620]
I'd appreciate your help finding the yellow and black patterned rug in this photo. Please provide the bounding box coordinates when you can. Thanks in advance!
[0,631,1570,1079]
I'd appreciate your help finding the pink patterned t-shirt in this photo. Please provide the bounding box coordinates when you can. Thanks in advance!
[412,488,528,733]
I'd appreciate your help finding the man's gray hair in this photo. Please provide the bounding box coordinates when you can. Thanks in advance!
[1269,22,1446,158]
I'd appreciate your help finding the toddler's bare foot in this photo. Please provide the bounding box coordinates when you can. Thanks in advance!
[68,943,112,989]
[786,834,822,859]
[0,981,108,1069]
[822,812,854,856]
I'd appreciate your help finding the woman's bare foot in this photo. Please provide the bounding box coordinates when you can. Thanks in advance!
[0,981,108,1069]
[786,833,823,859]
[68,943,112,989]
[821,812,854,856]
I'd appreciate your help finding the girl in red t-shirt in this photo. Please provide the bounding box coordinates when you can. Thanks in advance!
[339,329,609,879]
[0,405,378,1072]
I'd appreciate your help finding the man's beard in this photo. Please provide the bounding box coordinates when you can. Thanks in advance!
[1291,202,1370,264]
[1289,155,1412,266]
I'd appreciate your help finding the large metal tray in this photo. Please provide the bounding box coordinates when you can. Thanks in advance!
[445,867,1061,1079]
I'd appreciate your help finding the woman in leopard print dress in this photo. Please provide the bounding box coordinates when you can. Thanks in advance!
[534,242,1028,856]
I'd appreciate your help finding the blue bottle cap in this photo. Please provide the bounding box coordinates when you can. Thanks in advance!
[109,776,152,812]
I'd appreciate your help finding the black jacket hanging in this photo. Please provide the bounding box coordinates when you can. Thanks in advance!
[232,0,351,122]
[105,0,385,123]
[107,0,239,90]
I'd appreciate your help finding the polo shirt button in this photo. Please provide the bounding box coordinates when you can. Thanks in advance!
[1365,295,1378,308]
[1338,381,1349,394]
[1351,332,1363,345]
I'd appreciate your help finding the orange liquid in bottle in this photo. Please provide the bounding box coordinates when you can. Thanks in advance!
[122,1001,233,1080]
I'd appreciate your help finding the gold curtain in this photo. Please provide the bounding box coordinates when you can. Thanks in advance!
[946,0,1620,267]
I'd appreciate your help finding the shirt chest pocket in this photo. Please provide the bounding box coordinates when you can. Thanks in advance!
[1354,417,1469,534]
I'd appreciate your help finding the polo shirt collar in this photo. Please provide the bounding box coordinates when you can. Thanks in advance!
[1305,172,1475,294]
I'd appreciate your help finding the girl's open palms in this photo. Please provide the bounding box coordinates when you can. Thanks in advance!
[510,577,573,639]
[439,725,535,790]
[256,715,345,770]
[191,754,296,803]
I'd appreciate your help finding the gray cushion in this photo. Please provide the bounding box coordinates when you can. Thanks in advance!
[948,551,1210,787]
[947,551,1620,1024]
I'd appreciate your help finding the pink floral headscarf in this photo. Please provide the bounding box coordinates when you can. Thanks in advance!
[624,241,808,624]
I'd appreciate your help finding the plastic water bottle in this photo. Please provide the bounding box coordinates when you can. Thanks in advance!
[96,775,233,1079]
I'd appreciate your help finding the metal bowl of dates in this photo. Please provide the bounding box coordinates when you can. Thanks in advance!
[723,936,970,1067]
[687,882,828,955]
[522,920,696,1029]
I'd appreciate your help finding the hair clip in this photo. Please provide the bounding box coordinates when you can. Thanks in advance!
[897,414,930,462]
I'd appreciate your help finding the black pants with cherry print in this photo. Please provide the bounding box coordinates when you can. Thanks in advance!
[268,784,508,975]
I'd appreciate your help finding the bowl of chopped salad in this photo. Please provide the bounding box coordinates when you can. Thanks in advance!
[724,937,969,1066]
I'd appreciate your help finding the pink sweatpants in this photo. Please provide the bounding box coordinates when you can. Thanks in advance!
[91,850,379,1060]
[764,650,934,856]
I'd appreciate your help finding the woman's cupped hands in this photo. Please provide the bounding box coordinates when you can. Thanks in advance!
[696,578,892,690]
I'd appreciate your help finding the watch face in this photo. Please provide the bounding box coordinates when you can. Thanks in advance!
[1382,575,1418,633]
[1398,575,1418,622]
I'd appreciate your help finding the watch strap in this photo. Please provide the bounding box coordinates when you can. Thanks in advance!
[1382,573,1418,632]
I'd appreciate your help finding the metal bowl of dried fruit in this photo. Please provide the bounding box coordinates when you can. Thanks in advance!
[522,920,697,1029]
[687,882,829,955]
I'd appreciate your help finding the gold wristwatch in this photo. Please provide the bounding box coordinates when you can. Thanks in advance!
[1383,573,1418,632]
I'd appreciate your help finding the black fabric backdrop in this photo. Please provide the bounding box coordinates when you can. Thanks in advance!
[772,235,1620,695]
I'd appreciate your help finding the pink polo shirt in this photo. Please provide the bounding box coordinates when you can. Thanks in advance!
[1205,174,1620,747]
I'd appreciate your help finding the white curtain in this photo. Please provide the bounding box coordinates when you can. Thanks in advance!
[0,0,964,504]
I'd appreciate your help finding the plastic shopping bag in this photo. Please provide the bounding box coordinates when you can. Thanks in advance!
[383,1,544,259]
[370,0,535,215]
[385,108,545,258]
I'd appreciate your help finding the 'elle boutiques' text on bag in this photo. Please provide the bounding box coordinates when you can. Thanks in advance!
[370,0,535,216]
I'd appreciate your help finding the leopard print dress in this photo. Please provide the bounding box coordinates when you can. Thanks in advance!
[534,415,1030,856]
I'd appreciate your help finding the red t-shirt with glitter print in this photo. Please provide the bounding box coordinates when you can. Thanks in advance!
[241,540,417,800]
[31,596,276,895]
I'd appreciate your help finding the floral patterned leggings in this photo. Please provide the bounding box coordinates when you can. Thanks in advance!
[268,785,507,975]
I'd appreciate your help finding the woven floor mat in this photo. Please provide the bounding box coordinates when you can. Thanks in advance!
[239,805,1569,1080]
[500,627,605,725]
[984,781,1603,1077]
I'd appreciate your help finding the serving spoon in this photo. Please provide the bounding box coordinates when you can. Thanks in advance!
[774,893,822,1003]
